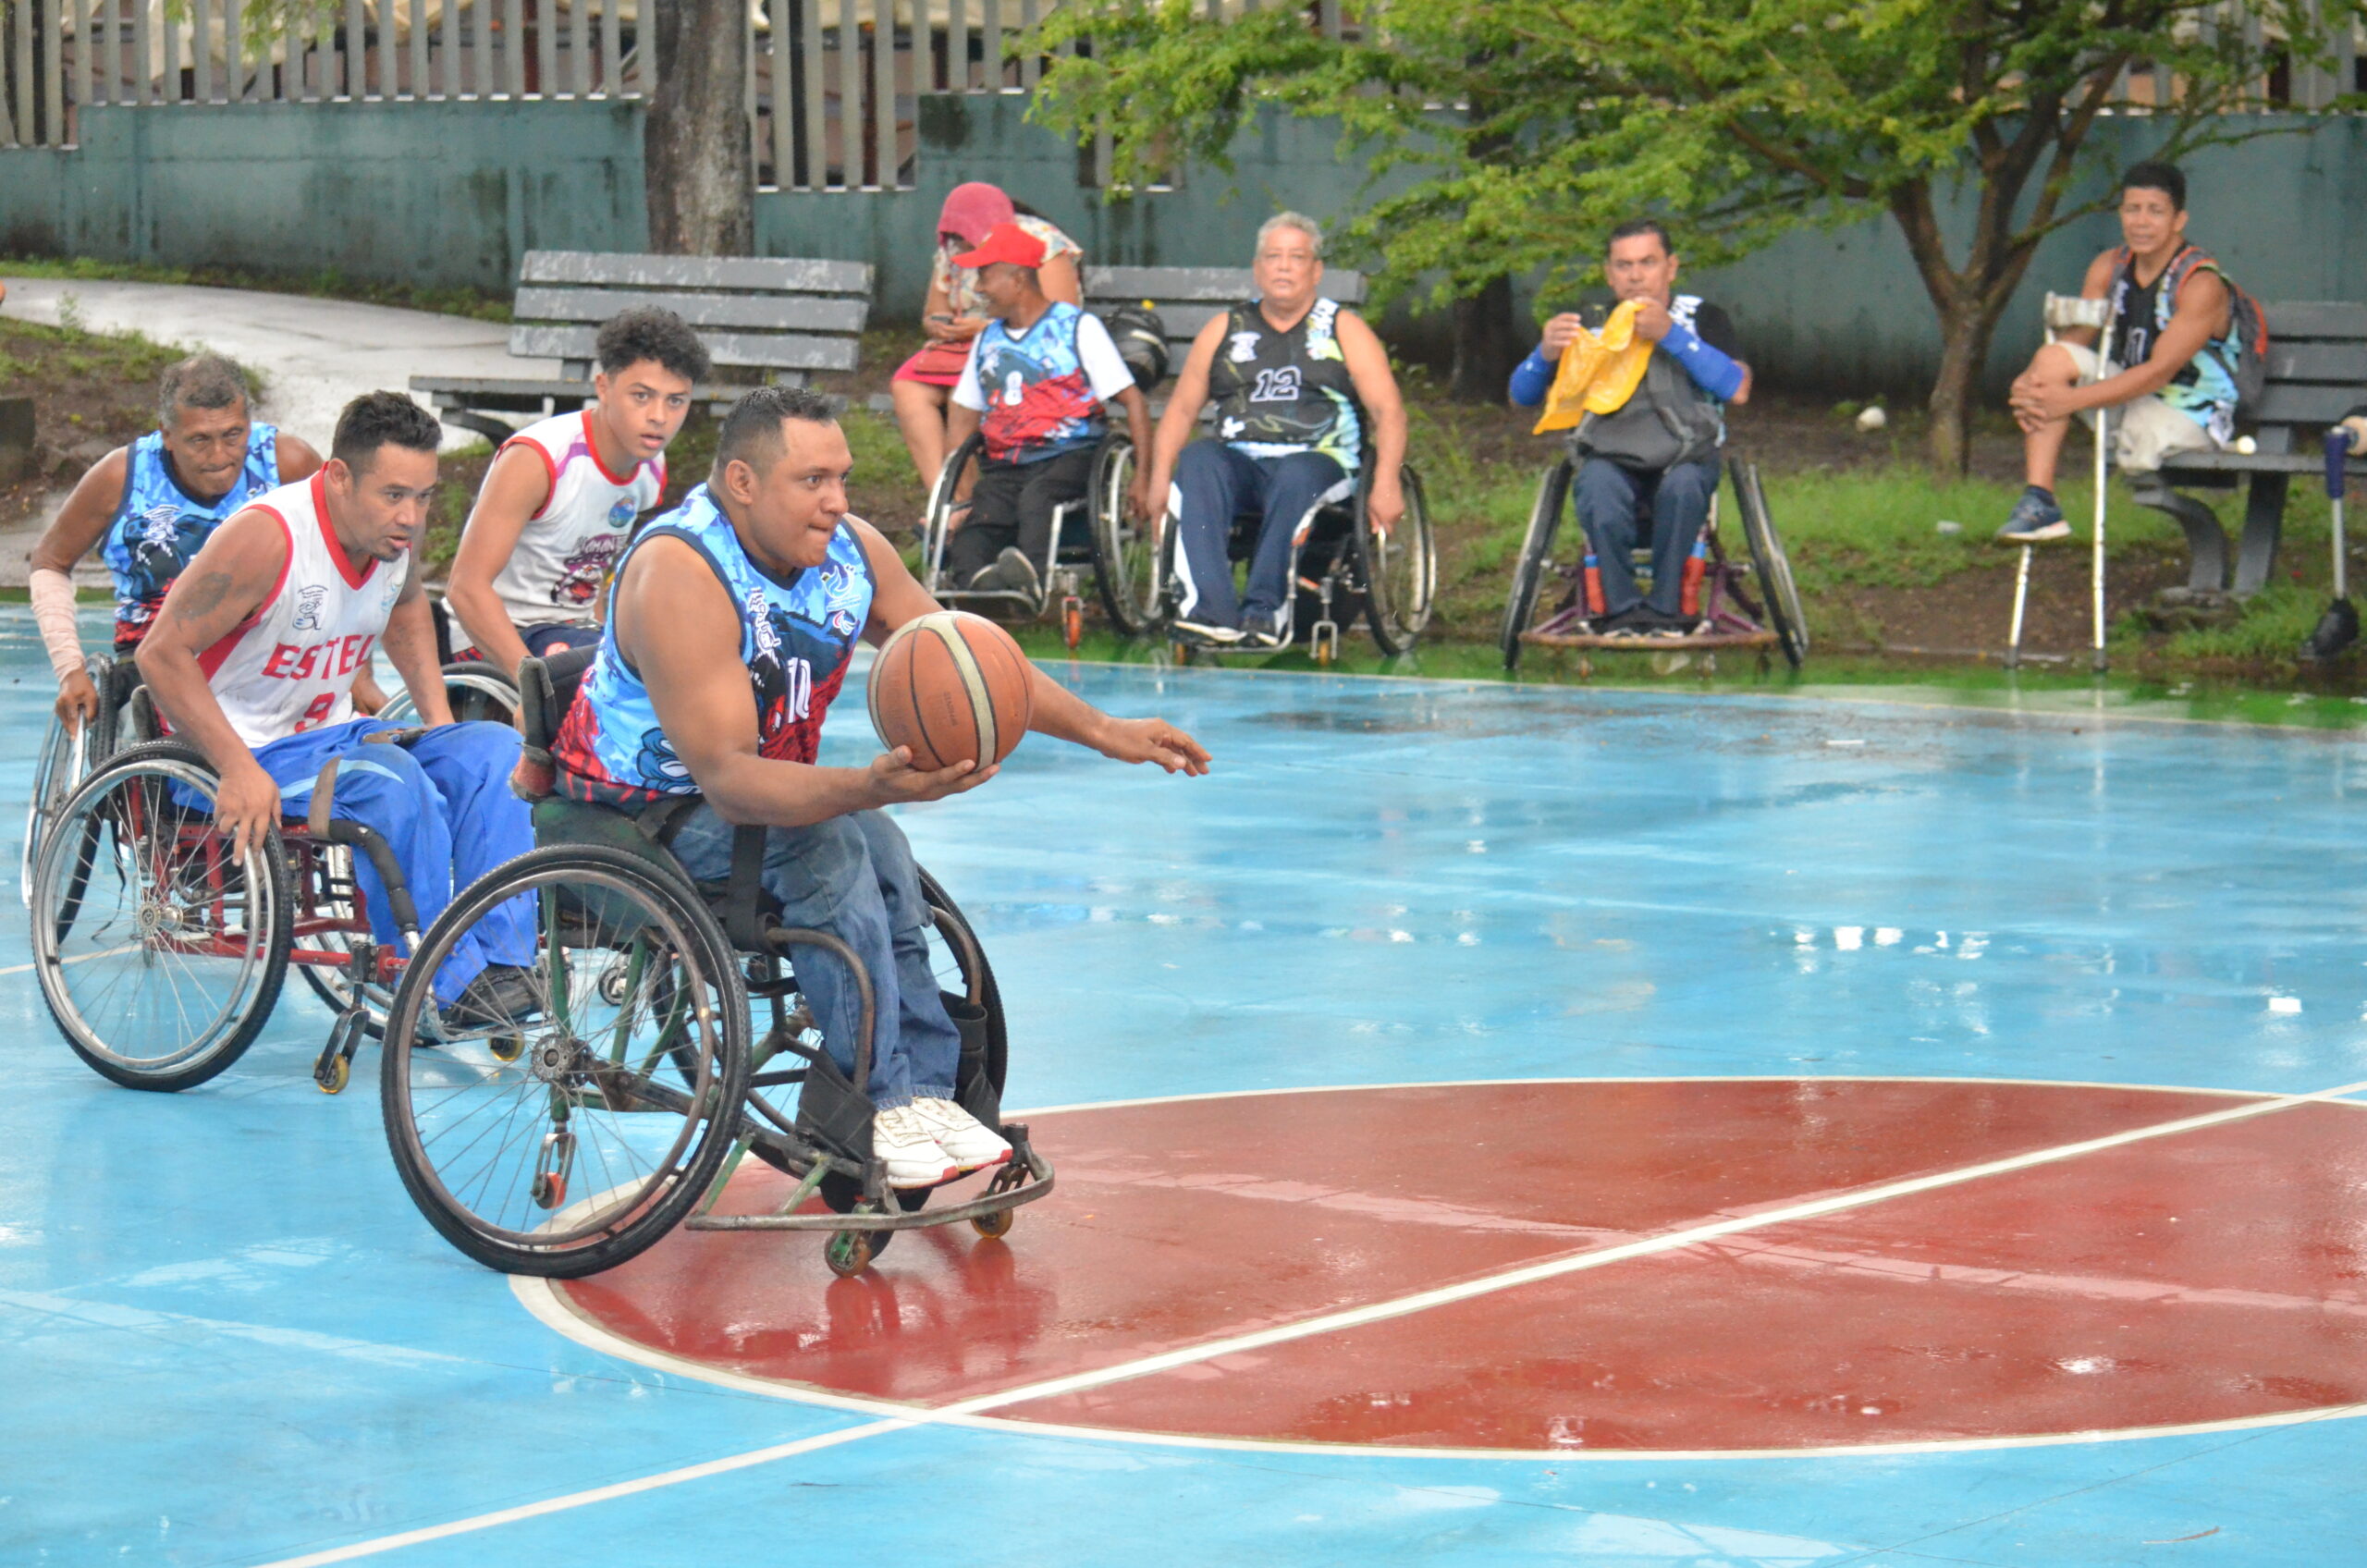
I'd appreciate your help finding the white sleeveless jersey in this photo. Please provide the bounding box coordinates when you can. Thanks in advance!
[200,472,409,749]
[465,409,664,648]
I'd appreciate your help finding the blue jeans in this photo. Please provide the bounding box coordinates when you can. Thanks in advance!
[250,717,536,1005]
[664,804,958,1111]
[1572,456,1722,617]
[1171,441,1354,631]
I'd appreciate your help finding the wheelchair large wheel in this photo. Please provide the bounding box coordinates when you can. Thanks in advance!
[1355,463,1436,656]
[1502,459,1574,671]
[23,678,99,908]
[1086,435,1162,637]
[1733,459,1809,668]
[31,741,293,1092]
[377,662,519,726]
[920,433,987,595]
[380,843,752,1278]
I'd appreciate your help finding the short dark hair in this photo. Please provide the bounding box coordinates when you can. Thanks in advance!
[1606,218,1674,257]
[2120,161,2186,211]
[330,391,442,475]
[157,353,249,429]
[714,385,839,480]
[595,306,712,385]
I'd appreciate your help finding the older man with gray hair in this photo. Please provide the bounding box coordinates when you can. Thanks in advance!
[1139,212,1408,646]
[25,353,350,728]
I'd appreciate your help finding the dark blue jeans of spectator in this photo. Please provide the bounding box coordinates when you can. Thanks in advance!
[663,803,958,1112]
[1171,440,1354,632]
[1572,456,1722,618]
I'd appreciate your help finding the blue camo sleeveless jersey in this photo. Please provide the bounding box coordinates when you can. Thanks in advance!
[551,485,875,806]
[104,424,281,647]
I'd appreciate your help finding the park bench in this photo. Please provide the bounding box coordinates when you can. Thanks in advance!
[410,251,876,447]
[2135,300,2367,600]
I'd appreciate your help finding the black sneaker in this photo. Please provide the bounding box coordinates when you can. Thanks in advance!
[1996,486,2069,543]
[444,963,543,1032]
[994,546,1041,602]
[1595,605,1653,639]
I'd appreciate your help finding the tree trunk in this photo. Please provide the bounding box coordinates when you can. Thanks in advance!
[1450,274,1525,402]
[644,0,754,255]
[1924,288,2015,476]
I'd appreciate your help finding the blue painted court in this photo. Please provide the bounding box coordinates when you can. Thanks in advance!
[7,604,2367,1566]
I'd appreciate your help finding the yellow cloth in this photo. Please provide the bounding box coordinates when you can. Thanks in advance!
[1530,300,1655,435]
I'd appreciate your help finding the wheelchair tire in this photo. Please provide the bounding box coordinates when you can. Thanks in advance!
[1502,459,1574,671]
[1733,459,1809,668]
[32,741,294,1092]
[1086,435,1162,637]
[380,843,752,1278]
[22,663,102,908]
[1355,463,1436,656]
[920,433,987,598]
[377,662,520,727]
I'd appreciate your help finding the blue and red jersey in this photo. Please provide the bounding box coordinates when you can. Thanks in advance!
[966,300,1110,464]
[104,423,281,649]
[551,485,875,807]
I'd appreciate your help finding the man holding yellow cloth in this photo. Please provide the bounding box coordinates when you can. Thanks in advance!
[1510,220,1750,634]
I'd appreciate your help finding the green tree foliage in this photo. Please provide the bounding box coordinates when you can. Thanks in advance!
[1031,0,2362,470]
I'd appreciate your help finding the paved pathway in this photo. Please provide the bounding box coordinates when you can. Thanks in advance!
[1,276,546,583]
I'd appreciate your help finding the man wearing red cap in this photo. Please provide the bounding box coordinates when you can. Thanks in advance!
[942,222,1153,599]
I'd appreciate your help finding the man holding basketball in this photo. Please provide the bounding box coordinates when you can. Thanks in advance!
[553,386,1208,1190]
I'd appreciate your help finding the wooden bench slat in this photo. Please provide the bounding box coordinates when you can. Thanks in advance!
[2261,340,2367,383]
[2245,383,2364,428]
[1085,264,1368,306]
[514,286,869,335]
[2265,300,2367,339]
[509,325,860,373]
[521,251,876,296]
[410,374,805,403]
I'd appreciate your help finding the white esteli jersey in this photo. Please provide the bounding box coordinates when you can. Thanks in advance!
[201,472,409,749]
[462,409,665,650]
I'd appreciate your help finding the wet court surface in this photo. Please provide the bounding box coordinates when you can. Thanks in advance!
[6,609,2367,1565]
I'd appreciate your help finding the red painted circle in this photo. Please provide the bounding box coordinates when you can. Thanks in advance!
[548,1080,2367,1453]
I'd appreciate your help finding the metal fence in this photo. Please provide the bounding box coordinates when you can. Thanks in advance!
[1,0,2356,189]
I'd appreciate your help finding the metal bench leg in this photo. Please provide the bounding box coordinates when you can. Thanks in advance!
[2005,544,2034,669]
[439,410,523,447]
[2130,483,2229,594]
[2231,472,2289,599]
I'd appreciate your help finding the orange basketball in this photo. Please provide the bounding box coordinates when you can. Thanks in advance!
[867,610,1035,771]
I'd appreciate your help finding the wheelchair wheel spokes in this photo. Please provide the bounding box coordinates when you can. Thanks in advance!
[23,704,92,908]
[1361,464,1436,655]
[32,746,292,1091]
[1090,436,1161,636]
[381,845,750,1277]
[291,841,391,1035]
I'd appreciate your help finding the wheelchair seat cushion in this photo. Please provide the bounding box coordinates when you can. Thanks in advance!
[531,796,688,879]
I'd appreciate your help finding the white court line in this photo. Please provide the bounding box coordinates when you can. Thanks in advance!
[0,942,141,977]
[252,1072,2367,1567]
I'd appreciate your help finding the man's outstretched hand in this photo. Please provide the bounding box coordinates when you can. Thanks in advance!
[1096,717,1211,776]
[867,747,1000,805]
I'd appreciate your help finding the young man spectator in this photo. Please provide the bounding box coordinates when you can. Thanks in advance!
[445,308,711,678]
[1510,220,1750,634]
[1140,213,1408,647]
[1998,162,2238,542]
[942,224,1152,601]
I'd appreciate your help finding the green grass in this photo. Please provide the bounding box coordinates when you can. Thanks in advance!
[0,254,513,322]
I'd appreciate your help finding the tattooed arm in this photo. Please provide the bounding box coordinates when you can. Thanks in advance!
[134,508,293,862]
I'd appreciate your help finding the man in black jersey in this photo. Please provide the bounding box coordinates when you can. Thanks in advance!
[1139,213,1408,647]
[1509,220,1750,635]
[1997,162,2236,543]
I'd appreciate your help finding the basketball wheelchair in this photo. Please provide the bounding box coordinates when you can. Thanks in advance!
[1154,443,1437,665]
[22,648,551,1096]
[372,598,524,726]
[918,429,1160,650]
[372,651,1051,1280]
[1500,453,1808,678]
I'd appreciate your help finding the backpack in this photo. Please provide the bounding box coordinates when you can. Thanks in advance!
[1098,303,1171,390]
[2112,244,2270,409]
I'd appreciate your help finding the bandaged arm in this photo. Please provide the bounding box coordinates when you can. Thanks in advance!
[1661,320,1746,401]
[31,568,87,681]
[1507,347,1554,408]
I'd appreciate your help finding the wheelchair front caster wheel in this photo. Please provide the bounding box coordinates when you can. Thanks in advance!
[825,1229,875,1278]
[489,1034,524,1063]
[532,1171,568,1209]
[314,1054,350,1095]
[971,1207,1014,1240]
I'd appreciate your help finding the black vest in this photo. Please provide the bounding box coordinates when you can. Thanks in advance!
[1207,299,1363,467]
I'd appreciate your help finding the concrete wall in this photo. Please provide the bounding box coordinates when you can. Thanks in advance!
[0,99,645,294]
[3,92,2363,398]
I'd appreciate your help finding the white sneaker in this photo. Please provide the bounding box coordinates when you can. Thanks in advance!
[909,1096,1012,1171]
[872,1105,959,1189]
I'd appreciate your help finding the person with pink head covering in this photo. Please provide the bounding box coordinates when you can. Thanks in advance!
[890,181,1084,488]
